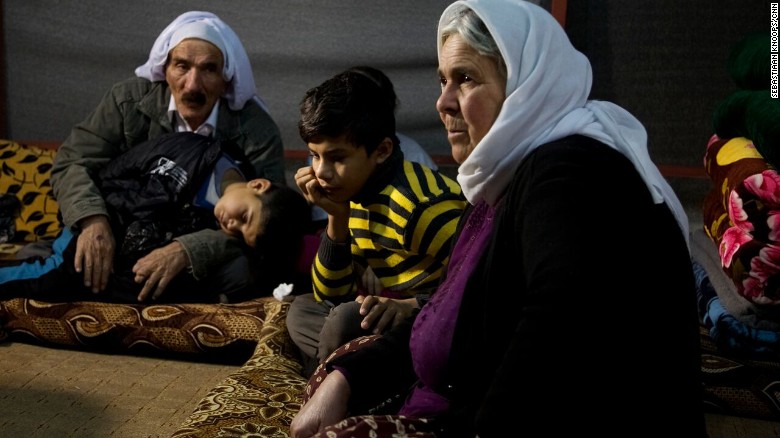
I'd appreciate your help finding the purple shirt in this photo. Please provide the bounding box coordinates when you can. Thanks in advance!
[400,201,496,418]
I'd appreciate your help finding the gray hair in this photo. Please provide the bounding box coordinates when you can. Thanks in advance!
[439,4,507,80]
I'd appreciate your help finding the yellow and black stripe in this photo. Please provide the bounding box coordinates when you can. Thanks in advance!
[312,160,466,303]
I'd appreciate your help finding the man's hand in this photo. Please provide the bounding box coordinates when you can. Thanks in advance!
[132,241,190,302]
[75,215,115,293]
[355,296,418,334]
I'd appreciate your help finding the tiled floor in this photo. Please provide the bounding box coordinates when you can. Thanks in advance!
[0,342,237,437]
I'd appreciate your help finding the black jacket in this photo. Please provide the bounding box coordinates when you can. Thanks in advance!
[98,131,255,280]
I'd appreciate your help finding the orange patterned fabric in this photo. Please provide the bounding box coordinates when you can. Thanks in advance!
[0,140,61,242]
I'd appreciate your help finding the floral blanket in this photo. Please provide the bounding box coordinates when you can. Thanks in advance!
[703,135,780,307]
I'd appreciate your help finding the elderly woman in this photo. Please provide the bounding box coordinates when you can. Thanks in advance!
[290,1,706,437]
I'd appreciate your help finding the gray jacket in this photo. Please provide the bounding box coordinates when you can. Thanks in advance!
[51,76,285,279]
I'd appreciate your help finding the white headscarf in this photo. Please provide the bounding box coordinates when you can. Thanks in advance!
[438,0,689,239]
[135,11,269,112]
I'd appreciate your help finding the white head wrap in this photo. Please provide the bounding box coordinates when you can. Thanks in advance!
[438,0,689,239]
[135,11,268,112]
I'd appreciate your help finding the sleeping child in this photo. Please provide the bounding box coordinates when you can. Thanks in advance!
[0,132,310,304]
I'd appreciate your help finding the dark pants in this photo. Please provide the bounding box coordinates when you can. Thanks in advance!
[285,293,374,377]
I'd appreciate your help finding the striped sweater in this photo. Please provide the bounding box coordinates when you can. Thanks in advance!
[312,159,466,304]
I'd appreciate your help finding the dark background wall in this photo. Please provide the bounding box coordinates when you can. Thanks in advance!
[2,0,453,153]
[566,0,768,169]
[0,0,771,171]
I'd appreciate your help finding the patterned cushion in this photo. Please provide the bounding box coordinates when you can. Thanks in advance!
[171,300,308,437]
[701,324,780,420]
[0,296,285,363]
[0,140,61,242]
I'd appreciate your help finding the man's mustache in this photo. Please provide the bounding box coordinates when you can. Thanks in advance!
[182,92,207,106]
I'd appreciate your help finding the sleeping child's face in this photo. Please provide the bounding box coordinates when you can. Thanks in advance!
[214,178,272,248]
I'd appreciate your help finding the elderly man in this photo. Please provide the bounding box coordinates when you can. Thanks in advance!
[50,11,285,301]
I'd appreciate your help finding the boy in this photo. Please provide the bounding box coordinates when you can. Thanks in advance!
[287,68,467,376]
[306,66,439,231]
[0,132,310,304]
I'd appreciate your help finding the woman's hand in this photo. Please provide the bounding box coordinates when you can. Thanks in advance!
[290,370,351,438]
[355,296,418,334]
[75,215,115,293]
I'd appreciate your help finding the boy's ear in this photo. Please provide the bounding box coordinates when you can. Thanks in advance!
[374,137,394,164]
[247,178,272,194]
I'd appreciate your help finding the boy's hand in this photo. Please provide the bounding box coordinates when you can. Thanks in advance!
[295,166,348,217]
[355,296,418,334]
[359,266,385,295]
